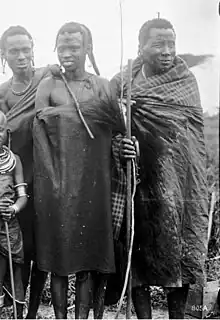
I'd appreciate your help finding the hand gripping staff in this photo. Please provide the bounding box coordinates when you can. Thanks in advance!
[114,58,137,320]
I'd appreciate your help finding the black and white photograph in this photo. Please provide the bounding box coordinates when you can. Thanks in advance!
[0,0,219,319]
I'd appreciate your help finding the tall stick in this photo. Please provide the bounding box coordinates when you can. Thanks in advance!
[4,221,17,319]
[126,59,133,319]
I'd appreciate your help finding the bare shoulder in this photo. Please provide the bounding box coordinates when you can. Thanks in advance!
[14,154,22,165]
[37,76,56,93]
[14,153,23,173]
[34,65,52,80]
[0,80,11,99]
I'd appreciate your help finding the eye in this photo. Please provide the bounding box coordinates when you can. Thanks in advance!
[23,48,31,54]
[152,42,163,48]
[57,47,64,53]
[9,49,18,55]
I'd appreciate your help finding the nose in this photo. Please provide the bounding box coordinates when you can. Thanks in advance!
[17,51,26,60]
[161,45,171,56]
[62,49,72,59]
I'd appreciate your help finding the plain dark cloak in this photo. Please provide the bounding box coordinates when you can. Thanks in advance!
[33,76,124,276]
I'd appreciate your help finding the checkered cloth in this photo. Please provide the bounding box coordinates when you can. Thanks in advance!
[111,134,126,240]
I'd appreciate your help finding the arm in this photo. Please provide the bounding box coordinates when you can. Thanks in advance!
[13,155,28,212]
[1,155,28,221]
[35,77,53,111]
[0,81,11,113]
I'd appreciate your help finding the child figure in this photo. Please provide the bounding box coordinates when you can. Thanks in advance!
[0,111,28,318]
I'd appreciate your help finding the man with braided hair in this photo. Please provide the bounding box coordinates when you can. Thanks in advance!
[0,26,51,318]
[33,22,125,319]
[110,18,208,318]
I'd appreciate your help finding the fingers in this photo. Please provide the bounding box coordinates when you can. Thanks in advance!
[131,136,137,143]
[0,199,14,208]
[123,154,136,159]
[122,138,136,148]
[0,198,14,203]
[1,213,12,222]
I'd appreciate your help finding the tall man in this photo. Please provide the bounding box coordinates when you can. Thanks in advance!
[111,18,208,319]
[33,22,125,319]
[0,26,50,318]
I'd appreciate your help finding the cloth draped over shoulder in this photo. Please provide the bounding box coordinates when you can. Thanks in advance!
[33,74,125,276]
[0,67,50,303]
[0,67,50,184]
[110,56,208,287]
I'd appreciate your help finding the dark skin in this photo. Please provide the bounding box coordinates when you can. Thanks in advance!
[120,27,190,319]
[0,34,34,108]
[36,32,88,109]
[35,31,111,320]
[0,33,48,319]
[0,115,27,296]
[27,31,92,320]
[120,27,176,159]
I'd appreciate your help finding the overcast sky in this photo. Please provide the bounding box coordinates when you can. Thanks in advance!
[0,0,219,113]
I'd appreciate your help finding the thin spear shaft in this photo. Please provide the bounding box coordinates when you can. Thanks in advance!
[5,221,17,319]
[126,59,133,319]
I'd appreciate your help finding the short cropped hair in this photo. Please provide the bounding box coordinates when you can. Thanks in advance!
[139,18,175,47]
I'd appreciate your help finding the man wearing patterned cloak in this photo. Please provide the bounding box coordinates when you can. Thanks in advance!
[110,18,209,319]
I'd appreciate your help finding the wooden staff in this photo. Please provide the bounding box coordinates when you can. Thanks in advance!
[4,221,17,319]
[126,59,133,319]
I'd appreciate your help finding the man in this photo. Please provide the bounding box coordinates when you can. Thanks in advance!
[33,22,125,319]
[110,18,208,319]
[0,26,50,318]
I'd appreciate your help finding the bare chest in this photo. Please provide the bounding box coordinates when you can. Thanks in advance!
[50,80,92,106]
[4,90,24,111]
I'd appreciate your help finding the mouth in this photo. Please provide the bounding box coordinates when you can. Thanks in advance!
[62,61,75,67]
[159,59,172,66]
[17,64,28,69]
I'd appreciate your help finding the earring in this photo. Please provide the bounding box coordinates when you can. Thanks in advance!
[2,60,6,74]
[31,57,35,69]
[138,49,144,64]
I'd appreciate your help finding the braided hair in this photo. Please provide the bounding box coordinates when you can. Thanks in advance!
[0,25,33,68]
[54,22,100,76]
[138,18,175,49]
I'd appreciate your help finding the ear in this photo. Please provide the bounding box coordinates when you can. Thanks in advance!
[86,43,92,55]
[1,52,6,62]
[138,44,143,56]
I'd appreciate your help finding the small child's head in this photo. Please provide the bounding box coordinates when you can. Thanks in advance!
[0,111,7,148]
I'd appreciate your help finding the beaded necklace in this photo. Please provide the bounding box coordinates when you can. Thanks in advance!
[10,68,35,96]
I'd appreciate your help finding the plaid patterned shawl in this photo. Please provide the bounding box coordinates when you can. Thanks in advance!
[111,56,208,285]
[111,134,126,240]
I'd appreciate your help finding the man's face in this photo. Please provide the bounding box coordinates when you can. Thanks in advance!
[141,28,176,74]
[57,32,86,72]
[4,34,33,75]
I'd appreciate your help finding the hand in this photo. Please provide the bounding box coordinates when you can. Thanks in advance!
[120,136,138,160]
[0,198,14,221]
[1,206,15,222]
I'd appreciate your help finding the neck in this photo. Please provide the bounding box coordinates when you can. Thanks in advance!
[0,146,4,154]
[64,66,86,81]
[13,67,33,83]
[143,62,157,78]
